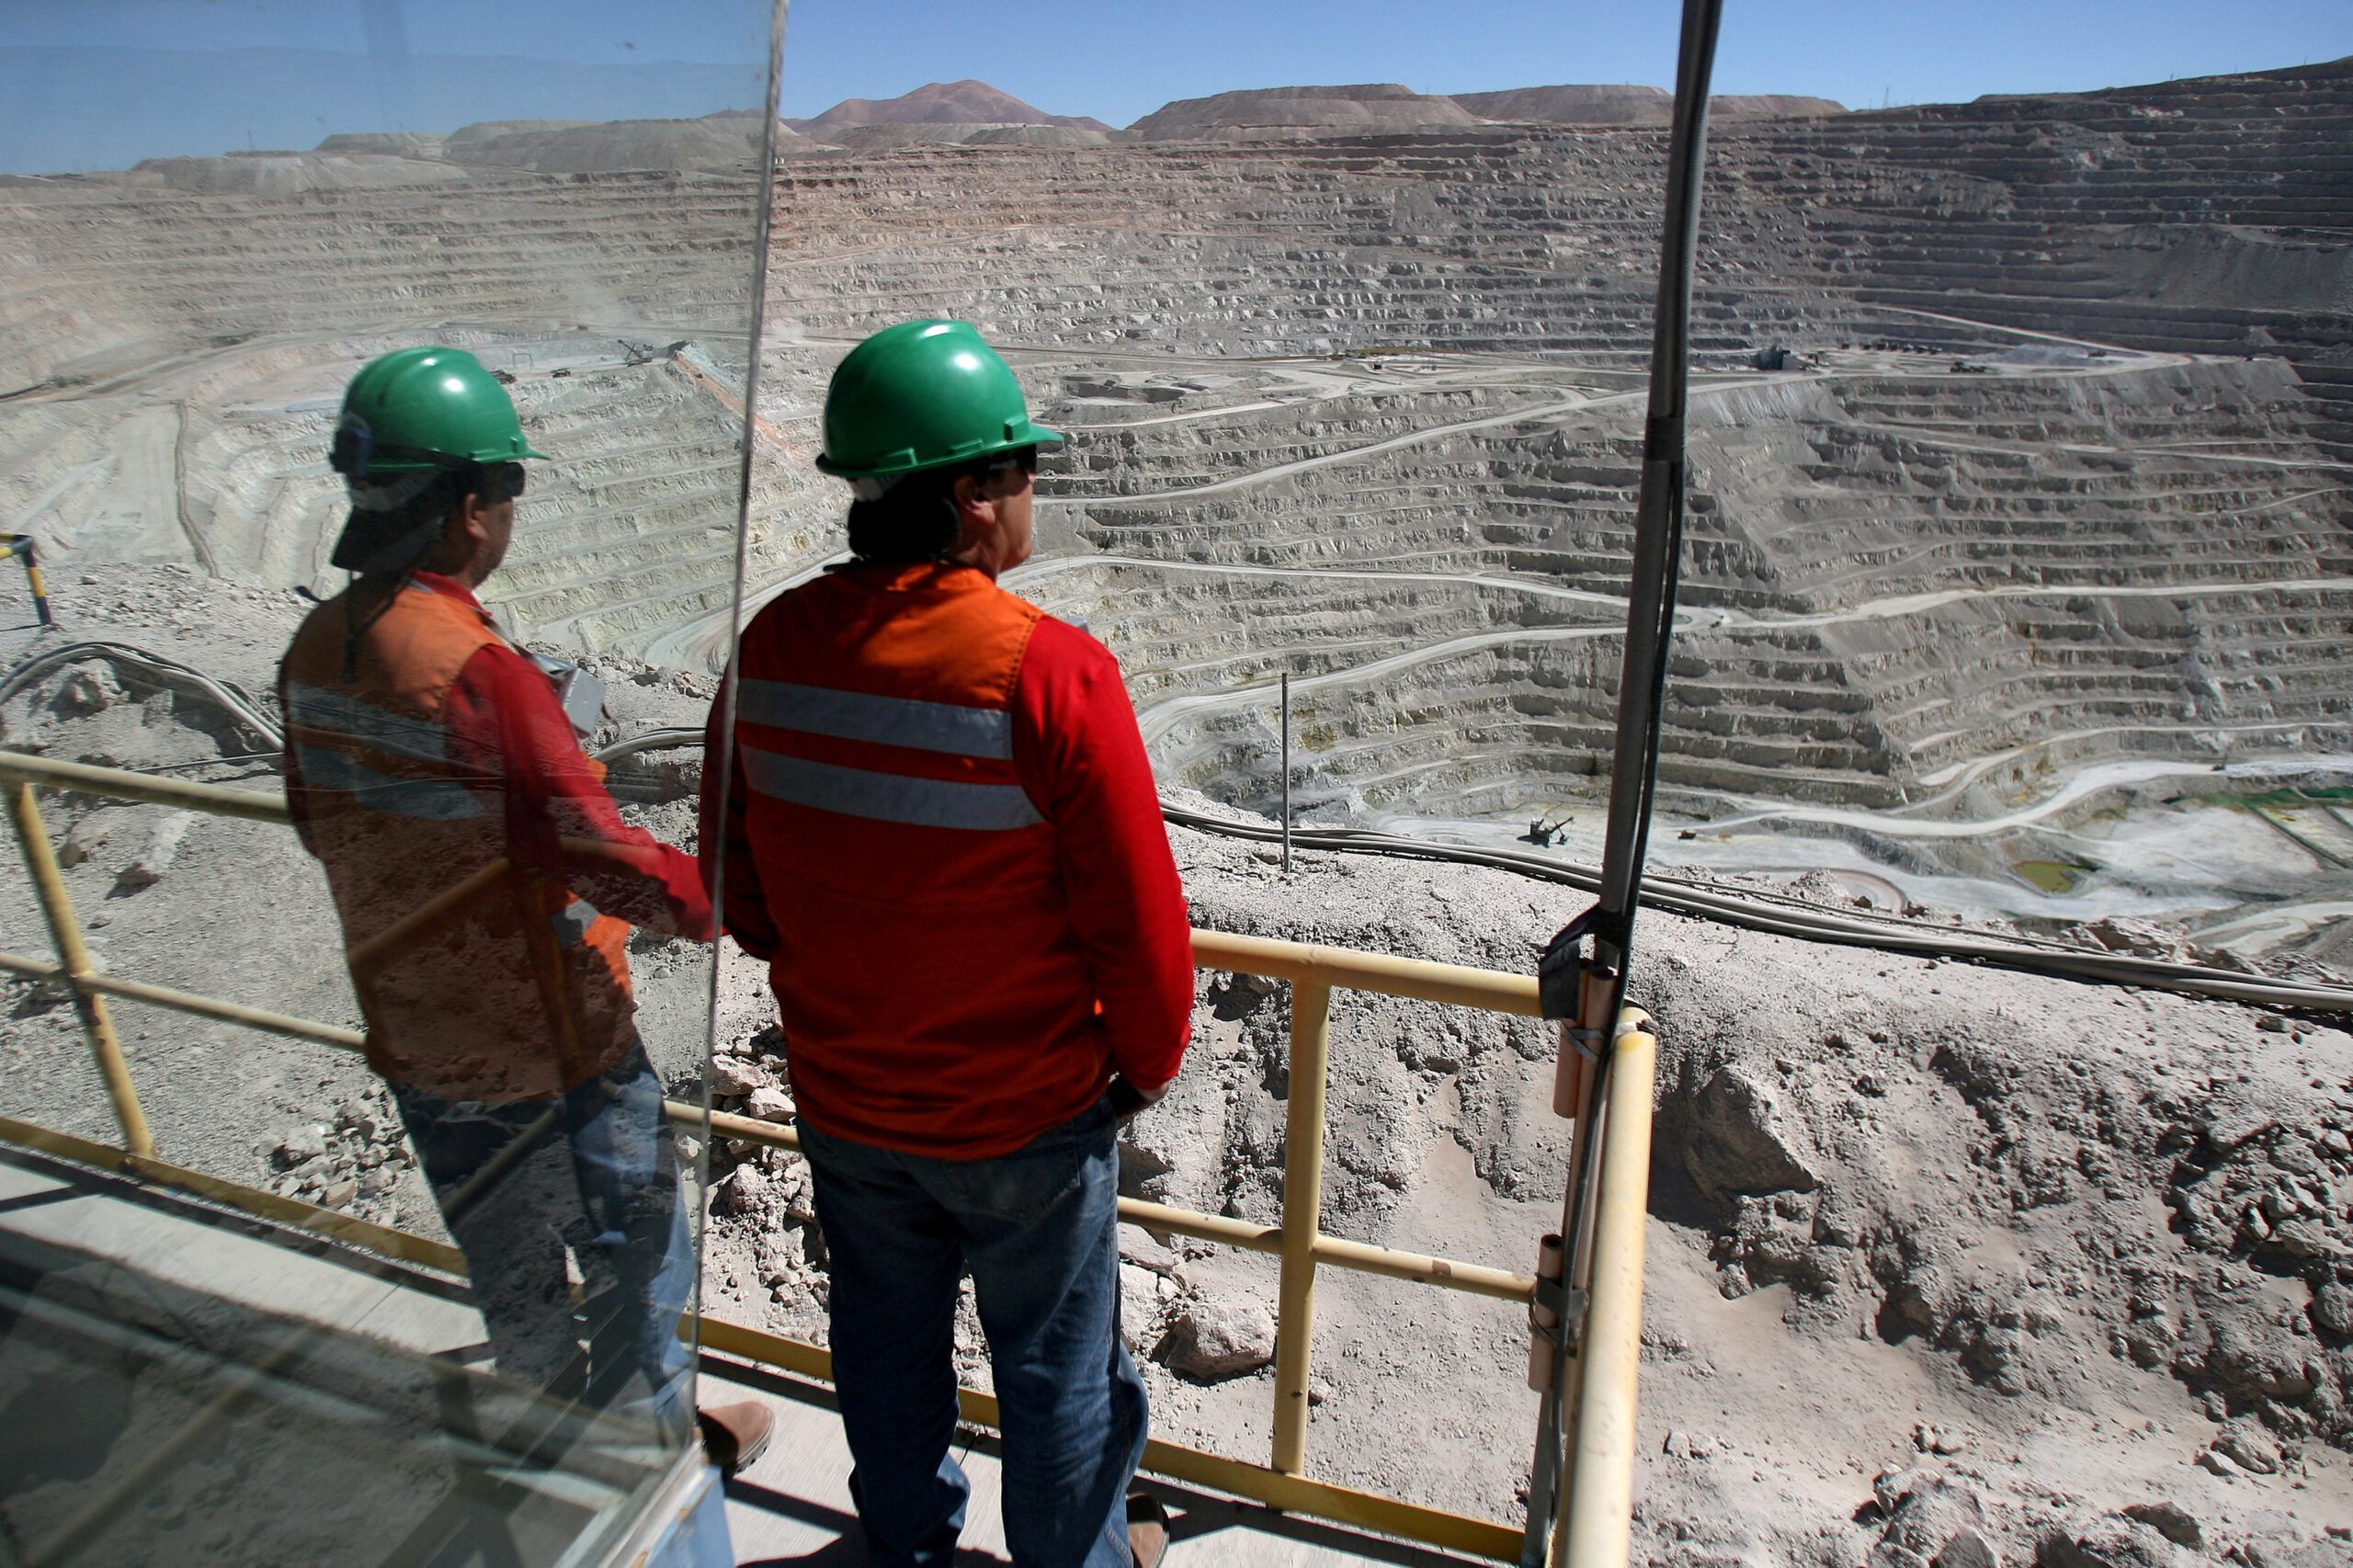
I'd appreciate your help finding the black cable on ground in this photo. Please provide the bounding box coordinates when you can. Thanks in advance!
[0,641,283,751]
[1160,803,2353,1015]
[501,731,2353,1013]
[14,648,2344,1013]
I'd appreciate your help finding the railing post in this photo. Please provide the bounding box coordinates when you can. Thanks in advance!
[1556,1017,1657,1568]
[1279,670,1292,876]
[7,782,153,1156]
[1270,977,1332,1474]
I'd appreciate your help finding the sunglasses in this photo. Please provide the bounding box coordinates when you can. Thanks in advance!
[986,446,1040,479]
[331,424,529,500]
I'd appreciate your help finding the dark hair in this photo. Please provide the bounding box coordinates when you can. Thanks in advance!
[844,462,977,563]
[337,460,524,579]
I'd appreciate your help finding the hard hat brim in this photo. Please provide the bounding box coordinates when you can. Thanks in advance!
[816,422,1064,481]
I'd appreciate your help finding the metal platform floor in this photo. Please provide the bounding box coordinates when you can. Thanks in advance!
[0,1143,1483,1567]
[706,1358,1483,1567]
[0,1145,686,1567]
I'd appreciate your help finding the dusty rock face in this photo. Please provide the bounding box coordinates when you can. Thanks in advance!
[443,118,779,175]
[1451,85,1847,124]
[2040,1513,2200,1568]
[1649,971,2353,1442]
[789,78,1110,135]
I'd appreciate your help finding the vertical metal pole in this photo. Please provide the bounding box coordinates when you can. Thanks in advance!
[1524,1,1722,1562]
[692,0,794,1386]
[1557,1021,1658,1568]
[1279,671,1292,875]
[4,538,51,629]
[1588,0,1722,977]
[8,784,153,1156]
[1269,977,1331,1474]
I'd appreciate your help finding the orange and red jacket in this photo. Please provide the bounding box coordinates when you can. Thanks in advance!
[702,561,1193,1159]
[281,573,710,1102]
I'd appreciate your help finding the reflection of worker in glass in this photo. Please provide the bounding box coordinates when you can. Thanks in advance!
[278,347,768,1471]
[705,322,1193,1566]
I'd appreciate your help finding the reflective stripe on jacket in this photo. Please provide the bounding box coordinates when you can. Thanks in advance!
[711,561,1192,1159]
[281,577,639,1101]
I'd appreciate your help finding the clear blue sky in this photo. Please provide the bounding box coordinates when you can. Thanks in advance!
[3,0,2348,165]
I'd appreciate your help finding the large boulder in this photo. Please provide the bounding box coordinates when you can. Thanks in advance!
[1685,1062,1822,1206]
[1158,1299,1276,1381]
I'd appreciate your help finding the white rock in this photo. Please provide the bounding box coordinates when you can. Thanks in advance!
[725,1165,775,1217]
[1118,1262,1163,1351]
[745,1085,795,1122]
[57,668,124,716]
[1119,1221,1183,1276]
[115,811,196,892]
[712,1055,772,1096]
[1160,1299,1276,1381]
[275,1125,327,1168]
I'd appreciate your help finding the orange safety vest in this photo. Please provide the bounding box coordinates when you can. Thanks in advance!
[730,562,1114,1157]
[281,580,636,1102]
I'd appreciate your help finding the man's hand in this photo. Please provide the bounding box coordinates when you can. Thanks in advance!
[1107,1075,1168,1123]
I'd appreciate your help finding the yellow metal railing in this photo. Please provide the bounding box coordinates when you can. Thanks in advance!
[0,747,1655,1565]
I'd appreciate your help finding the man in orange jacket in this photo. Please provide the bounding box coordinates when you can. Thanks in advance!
[282,347,769,1478]
[703,321,1194,1567]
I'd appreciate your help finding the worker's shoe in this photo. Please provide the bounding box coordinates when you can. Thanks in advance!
[1127,1493,1169,1568]
[697,1402,774,1480]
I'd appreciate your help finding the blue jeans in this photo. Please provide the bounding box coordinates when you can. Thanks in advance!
[394,1044,696,1438]
[798,1096,1146,1568]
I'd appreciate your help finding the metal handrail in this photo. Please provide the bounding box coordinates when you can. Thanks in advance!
[0,747,1654,1564]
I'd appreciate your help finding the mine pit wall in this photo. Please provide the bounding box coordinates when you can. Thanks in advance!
[1042,351,2347,818]
[1681,358,2353,798]
[0,167,767,389]
[4,59,2349,822]
[1716,61,2353,440]
[0,160,787,658]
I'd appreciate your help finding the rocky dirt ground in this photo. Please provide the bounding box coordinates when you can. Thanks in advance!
[0,566,2348,1568]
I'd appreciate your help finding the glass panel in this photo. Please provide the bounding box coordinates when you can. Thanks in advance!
[0,6,775,1563]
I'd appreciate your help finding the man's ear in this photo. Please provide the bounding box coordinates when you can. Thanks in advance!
[455,489,494,545]
[951,472,995,528]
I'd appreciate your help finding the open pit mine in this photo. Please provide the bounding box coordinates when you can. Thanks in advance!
[1,55,2350,1568]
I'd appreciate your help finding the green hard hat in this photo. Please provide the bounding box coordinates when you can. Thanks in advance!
[329,346,548,477]
[814,321,1063,482]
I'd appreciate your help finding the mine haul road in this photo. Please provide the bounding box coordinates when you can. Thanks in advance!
[642,329,2345,849]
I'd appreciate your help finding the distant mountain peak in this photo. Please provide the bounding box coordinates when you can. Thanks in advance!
[1129,84,1479,139]
[790,80,1109,134]
[1450,84,1844,124]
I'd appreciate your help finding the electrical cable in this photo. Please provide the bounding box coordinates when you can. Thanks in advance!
[6,644,2339,1010]
[1521,5,1718,1561]
[0,644,692,768]
[591,726,704,765]
[0,642,283,751]
[1158,803,2353,1014]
